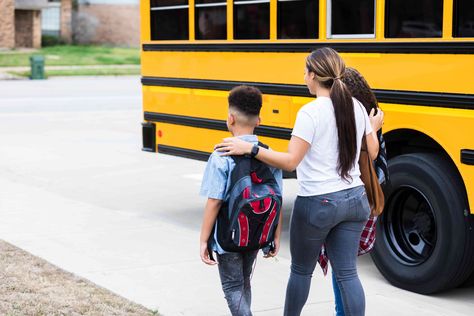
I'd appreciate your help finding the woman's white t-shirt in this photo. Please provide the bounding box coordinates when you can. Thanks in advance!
[291,96,372,196]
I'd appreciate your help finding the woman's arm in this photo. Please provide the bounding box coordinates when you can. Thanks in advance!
[215,135,310,172]
[366,108,383,160]
[366,131,379,161]
[369,108,384,132]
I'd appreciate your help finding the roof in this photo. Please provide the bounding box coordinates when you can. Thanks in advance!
[15,0,50,10]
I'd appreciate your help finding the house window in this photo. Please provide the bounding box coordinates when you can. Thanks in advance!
[42,5,61,37]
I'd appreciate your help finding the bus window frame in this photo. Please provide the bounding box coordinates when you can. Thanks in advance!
[233,0,271,40]
[150,5,190,11]
[326,0,376,39]
[452,0,474,38]
[234,0,270,5]
[150,2,190,41]
[276,0,319,40]
[195,2,227,8]
[195,1,228,40]
[384,0,444,39]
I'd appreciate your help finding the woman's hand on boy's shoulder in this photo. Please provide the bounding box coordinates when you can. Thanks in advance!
[215,137,253,156]
[200,241,217,265]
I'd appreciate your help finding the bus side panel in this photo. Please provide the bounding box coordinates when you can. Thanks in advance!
[141,51,474,95]
[143,86,312,129]
[153,123,289,154]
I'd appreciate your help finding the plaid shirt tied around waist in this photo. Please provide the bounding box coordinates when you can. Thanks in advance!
[318,216,377,276]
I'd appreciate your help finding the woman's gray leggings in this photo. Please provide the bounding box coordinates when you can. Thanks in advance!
[284,185,370,316]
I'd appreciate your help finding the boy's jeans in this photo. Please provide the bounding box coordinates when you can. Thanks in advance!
[217,251,258,316]
[284,185,370,316]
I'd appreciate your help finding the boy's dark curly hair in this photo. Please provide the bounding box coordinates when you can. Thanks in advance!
[342,67,378,114]
[228,85,262,116]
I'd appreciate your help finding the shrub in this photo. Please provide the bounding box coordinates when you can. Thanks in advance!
[42,35,65,47]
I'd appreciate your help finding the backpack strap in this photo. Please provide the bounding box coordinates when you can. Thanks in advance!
[230,154,246,164]
[258,141,269,149]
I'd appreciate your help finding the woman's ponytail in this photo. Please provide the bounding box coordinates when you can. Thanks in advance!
[306,48,357,182]
[330,78,357,182]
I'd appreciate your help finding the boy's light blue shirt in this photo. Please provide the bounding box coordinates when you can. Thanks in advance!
[200,134,283,254]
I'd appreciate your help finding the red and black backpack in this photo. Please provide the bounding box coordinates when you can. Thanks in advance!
[210,143,282,254]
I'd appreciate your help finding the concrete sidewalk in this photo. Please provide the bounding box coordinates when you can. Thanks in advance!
[2,171,472,316]
[1,175,450,316]
[0,76,473,316]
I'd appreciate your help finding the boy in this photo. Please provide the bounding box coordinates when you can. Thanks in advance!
[199,85,283,316]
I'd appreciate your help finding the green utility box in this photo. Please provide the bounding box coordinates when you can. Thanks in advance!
[29,55,45,80]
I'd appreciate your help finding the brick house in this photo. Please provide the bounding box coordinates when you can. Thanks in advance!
[0,0,72,49]
[73,0,139,47]
[0,0,138,49]
[0,0,15,49]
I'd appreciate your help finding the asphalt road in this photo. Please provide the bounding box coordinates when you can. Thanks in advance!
[0,76,472,315]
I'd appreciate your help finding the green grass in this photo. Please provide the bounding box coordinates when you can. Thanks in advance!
[0,45,140,67]
[9,67,141,78]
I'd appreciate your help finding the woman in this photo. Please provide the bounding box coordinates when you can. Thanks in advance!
[215,47,383,316]
[330,67,389,316]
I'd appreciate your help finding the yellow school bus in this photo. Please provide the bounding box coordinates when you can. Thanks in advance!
[140,0,474,294]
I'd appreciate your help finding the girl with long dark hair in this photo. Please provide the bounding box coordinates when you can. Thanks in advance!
[215,47,383,315]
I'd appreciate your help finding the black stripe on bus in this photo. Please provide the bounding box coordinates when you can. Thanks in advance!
[141,77,474,110]
[142,77,309,97]
[145,112,292,140]
[142,42,474,54]
[158,144,211,161]
[376,90,474,109]
[461,149,474,165]
[157,144,297,178]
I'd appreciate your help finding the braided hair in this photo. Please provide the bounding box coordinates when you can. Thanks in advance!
[343,67,389,183]
[342,67,378,114]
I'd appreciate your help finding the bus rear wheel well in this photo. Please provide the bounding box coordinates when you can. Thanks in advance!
[385,129,446,159]
[384,128,469,213]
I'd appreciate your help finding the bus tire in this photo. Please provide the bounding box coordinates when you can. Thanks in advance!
[461,274,474,287]
[371,153,474,294]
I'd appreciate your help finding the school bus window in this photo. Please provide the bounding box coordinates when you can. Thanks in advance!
[277,0,318,39]
[328,0,375,38]
[385,0,443,38]
[195,0,227,40]
[453,0,474,37]
[234,0,270,39]
[150,0,189,40]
